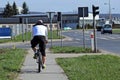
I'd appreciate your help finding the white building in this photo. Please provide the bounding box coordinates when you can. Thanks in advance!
[79,13,99,27]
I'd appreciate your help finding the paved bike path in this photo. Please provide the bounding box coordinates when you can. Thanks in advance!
[16,48,69,80]
[16,48,107,80]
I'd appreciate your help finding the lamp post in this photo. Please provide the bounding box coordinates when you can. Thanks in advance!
[104,0,111,21]
[46,12,55,47]
[109,0,112,21]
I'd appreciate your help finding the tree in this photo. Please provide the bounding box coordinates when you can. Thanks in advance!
[3,2,13,17]
[21,2,29,14]
[12,1,18,15]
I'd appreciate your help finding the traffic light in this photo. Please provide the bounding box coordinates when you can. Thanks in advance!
[19,17,22,23]
[57,12,61,21]
[92,5,99,17]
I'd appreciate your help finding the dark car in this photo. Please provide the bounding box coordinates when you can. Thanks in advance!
[101,24,112,34]
[97,26,102,31]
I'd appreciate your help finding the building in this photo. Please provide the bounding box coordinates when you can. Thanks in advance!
[79,13,99,27]
[0,11,120,37]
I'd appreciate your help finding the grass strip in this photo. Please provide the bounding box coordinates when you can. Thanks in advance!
[56,55,120,80]
[113,29,120,34]
[50,46,94,53]
[0,30,63,43]
[0,48,27,80]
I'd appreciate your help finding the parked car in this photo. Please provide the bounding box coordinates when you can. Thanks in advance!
[101,24,112,34]
[64,27,72,30]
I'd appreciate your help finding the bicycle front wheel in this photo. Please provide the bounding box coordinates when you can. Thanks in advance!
[38,54,41,72]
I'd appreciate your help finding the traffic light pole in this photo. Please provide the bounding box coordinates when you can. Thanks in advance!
[57,12,63,47]
[92,5,99,53]
[93,16,97,53]
[60,19,63,47]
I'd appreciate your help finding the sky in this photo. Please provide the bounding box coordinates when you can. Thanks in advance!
[0,0,120,14]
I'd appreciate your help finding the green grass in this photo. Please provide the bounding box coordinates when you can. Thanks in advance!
[50,46,94,53]
[48,30,64,39]
[0,32,32,43]
[56,55,120,80]
[0,48,27,80]
[113,29,120,34]
[0,30,63,43]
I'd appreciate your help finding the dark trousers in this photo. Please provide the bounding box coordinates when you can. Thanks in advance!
[31,35,46,56]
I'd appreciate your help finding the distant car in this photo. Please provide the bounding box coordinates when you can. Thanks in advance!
[64,27,72,30]
[97,26,102,31]
[101,24,112,34]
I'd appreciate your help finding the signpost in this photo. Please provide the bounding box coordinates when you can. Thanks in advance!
[78,7,88,48]
[19,17,25,42]
[46,12,55,47]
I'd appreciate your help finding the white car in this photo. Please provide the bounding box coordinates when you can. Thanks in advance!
[101,24,112,34]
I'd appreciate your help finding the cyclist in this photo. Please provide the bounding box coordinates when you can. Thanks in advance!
[31,20,48,69]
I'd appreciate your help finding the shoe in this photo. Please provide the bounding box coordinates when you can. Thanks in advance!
[42,64,46,69]
[33,53,38,59]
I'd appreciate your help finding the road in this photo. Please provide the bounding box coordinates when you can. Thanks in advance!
[61,30,120,55]
[0,30,120,55]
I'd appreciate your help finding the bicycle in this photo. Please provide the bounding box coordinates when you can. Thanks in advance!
[36,49,43,73]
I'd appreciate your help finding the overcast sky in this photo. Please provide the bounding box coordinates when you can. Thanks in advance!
[0,0,119,14]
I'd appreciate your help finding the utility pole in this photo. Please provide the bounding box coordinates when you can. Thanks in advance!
[109,0,112,21]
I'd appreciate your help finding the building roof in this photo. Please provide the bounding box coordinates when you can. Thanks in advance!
[13,13,47,17]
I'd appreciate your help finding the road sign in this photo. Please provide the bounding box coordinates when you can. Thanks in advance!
[78,7,88,17]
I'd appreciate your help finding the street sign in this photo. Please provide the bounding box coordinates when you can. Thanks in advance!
[78,7,88,17]
[46,12,55,20]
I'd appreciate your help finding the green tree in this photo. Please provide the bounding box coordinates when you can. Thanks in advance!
[3,2,13,17]
[21,2,29,14]
[12,1,18,15]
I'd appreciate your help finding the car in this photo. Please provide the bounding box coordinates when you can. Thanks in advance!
[101,24,112,34]
[64,27,72,30]
[97,26,102,31]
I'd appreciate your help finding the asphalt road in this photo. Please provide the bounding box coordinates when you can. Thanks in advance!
[61,30,120,55]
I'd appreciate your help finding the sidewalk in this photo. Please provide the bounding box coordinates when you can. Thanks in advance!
[16,48,69,80]
[16,48,107,80]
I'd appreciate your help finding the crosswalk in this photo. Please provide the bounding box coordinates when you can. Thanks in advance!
[63,30,120,41]
[98,34,120,40]
[74,34,120,41]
